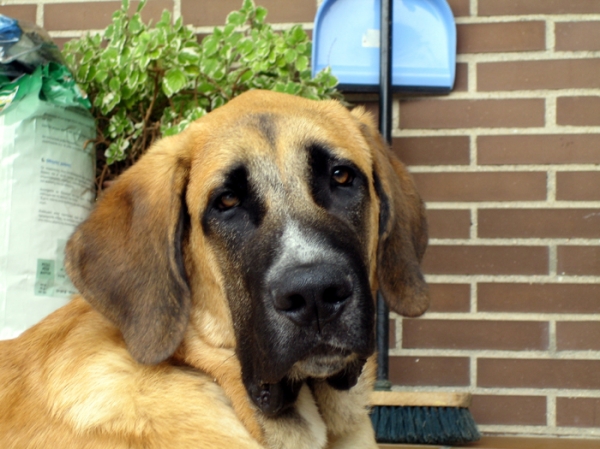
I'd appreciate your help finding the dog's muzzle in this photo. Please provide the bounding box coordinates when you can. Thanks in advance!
[238,222,375,417]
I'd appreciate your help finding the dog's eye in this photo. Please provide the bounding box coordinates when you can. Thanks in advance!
[217,191,240,210]
[331,167,354,186]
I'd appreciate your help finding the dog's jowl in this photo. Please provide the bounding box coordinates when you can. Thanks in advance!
[0,90,429,449]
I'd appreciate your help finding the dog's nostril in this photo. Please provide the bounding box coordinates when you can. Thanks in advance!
[323,285,351,304]
[275,293,306,312]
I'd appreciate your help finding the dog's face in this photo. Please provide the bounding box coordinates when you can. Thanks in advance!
[65,90,429,418]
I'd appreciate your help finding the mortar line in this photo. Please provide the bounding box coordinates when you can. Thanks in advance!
[476,425,600,438]
[420,312,600,322]
[424,201,600,208]
[549,244,558,277]
[409,165,600,172]
[457,50,600,63]
[389,386,600,397]
[470,280,478,312]
[456,14,600,24]
[548,393,558,429]
[469,132,478,166]
[429,238,600,245]
[547,18,556,52]
[173,0,181,20]
[549,320,557,353]
[469,206,478,240]
[396,89,600,101]
[468,60,477,93]
[546,95,558,129]
[470,355,477,388]
[547,168,557,202]
[36,3,43,27]
[392,349,600,359]
[426,274,600,283]
[394,125,600,137]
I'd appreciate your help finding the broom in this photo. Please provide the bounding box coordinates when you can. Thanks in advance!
[370,294,480,445]
[370,0,480,443]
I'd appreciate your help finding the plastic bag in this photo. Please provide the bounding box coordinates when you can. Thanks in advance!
[0,14,65,78]
[0,38,95,339]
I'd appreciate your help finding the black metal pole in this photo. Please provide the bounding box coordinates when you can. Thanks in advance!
[379,0,393,146]
[375,0,393,391]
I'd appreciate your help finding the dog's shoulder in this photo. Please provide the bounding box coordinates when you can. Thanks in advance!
[0,298,262,449]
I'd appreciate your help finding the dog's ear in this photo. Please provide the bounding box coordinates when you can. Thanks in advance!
[65,133,192,364]
[352,107,429,317]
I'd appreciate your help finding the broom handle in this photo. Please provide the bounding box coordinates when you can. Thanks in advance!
[375,292,392,389]
[375,0,393,390]
[379,0,393,145]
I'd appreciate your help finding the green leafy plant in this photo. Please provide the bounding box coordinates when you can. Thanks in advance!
[62,0,342,186]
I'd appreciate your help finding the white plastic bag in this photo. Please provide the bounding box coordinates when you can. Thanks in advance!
[0,65,95,339]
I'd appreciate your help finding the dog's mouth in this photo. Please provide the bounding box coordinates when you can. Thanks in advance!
[247,346,367,418]
[288,345,352,379]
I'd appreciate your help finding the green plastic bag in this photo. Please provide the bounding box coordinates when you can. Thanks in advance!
[0,61,91,115]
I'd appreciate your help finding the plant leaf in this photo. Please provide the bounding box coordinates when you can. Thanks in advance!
[163,68,187,96]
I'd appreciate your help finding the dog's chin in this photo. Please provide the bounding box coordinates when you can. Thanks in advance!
[288,349,354,380]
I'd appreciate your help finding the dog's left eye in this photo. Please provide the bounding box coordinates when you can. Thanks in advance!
[217,191,240,210]
[331,166,355,186]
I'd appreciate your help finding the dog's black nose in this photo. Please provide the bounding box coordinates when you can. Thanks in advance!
[271,265,352,328]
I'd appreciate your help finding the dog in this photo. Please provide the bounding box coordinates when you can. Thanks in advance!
[0,90,429,449]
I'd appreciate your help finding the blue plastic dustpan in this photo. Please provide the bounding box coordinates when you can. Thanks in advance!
[311,0,456,92]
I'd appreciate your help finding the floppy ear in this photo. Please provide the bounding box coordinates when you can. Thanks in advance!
[65,133,192,364]
[352,107,429,317]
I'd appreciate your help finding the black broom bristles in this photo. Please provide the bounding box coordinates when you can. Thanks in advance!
[371,404,481,445]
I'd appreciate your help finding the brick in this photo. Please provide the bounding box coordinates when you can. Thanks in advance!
[454,62,469,92]
[423,245,549,275]
[557,96,600,127]
[181,0,316,27]
[479,209,600,239]
[391,136,469,166]
[427,283,471,313]
[478,359,600,389]
[400,98,545,129]
[403,319,548,350]
[412,172,547,202]
[556,21,600,52]
[427,209,471,239]
[389,356,469,386]
[447,0,470,17]
[558,246,600,276]
[557,172,600,201]
[479,0,600,16]
[478,59,600,91]
[51,38,72,50]
[0,5,37,23]
[557,322,600,351]
[457,22,545,54]
[557,397,600,427]
[478,283,600,314]
[389,319,396,349]
[471,395,547,426]
[44,1,173,31]
[478,134,600,165]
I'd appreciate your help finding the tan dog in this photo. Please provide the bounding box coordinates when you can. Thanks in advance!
[0,90,429,449]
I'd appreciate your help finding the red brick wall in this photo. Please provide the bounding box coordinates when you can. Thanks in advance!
[389,0,600,440]
[2,0,599,440]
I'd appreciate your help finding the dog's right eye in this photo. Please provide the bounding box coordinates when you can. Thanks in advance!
[216,191,240,211]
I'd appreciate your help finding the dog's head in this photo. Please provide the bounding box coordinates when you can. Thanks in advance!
[65,90,428,417]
